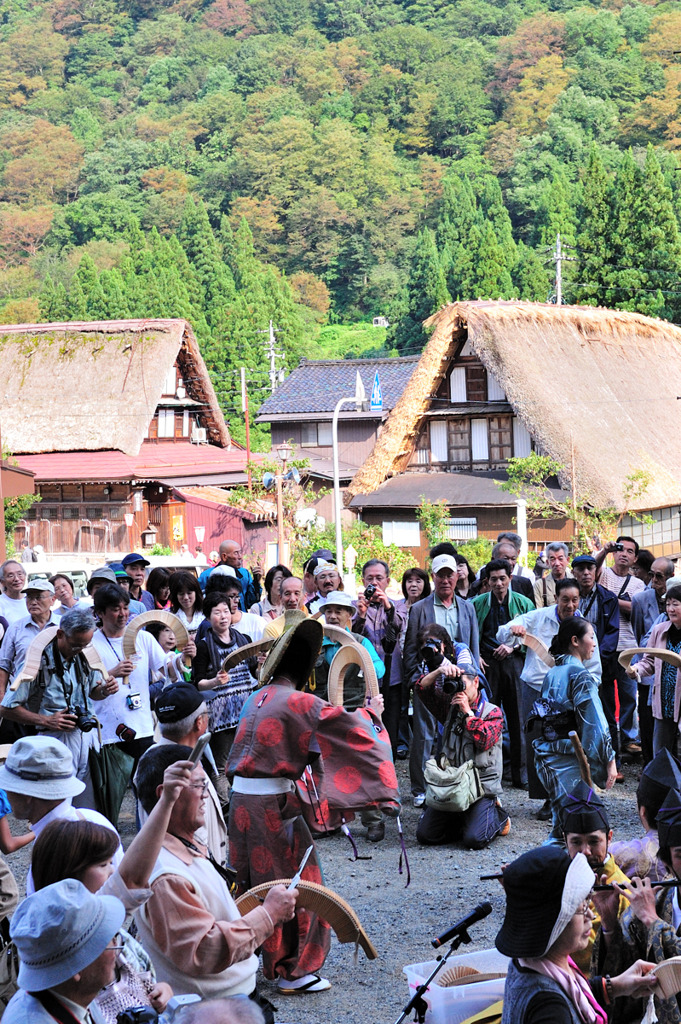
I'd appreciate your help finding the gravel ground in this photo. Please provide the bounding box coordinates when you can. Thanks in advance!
[4,757,644,1024]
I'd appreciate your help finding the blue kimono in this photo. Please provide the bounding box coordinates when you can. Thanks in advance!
[533,654,613,841]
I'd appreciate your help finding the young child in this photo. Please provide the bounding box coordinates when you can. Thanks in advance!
[0,789,33,853]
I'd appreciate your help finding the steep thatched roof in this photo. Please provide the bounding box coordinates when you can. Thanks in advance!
[347,301,681,511]
[2,318,229,456]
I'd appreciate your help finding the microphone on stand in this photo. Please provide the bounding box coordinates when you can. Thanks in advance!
[431,901,493,948]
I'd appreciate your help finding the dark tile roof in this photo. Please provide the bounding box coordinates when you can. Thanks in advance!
[256,356,419,418]
[349,471,569,509]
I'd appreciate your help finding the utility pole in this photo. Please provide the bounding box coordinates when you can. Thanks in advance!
[546,234,577,305]
[240,367,252,492]
[257,321,285,393]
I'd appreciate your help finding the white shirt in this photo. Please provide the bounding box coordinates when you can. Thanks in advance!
[496,605,602,691]
[233,611,265,641]
[26,798,123,894]
[0,593,27,626]
[91,629,166,744]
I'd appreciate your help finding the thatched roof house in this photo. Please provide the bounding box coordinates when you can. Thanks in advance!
[348,301,681,513]
[4,318,271,557]
[1,318,229,455]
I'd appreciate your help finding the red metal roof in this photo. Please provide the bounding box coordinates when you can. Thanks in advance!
[17,442,263,485]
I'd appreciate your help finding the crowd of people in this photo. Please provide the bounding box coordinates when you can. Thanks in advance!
[0,529,679,1023]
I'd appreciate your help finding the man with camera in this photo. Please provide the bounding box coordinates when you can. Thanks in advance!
[594,537,645,762]
[0,606,118,806]
[471,558,534,789]
[353,558,408,756]
[403,553,480,807]
[414,641,510,849]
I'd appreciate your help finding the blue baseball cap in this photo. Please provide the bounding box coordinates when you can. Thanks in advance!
[122,553,150,568]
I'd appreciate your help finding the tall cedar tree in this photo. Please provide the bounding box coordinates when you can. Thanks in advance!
[393,227,450,354]
[575,147,611,307]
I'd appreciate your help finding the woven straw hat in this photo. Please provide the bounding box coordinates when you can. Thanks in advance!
[259,617,323,689]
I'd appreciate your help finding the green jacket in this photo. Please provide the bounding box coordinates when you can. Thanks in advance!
[471,590,534,634]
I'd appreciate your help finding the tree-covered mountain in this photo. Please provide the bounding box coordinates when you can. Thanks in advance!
[2,0,681,423]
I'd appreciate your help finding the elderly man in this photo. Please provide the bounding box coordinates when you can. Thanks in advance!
[0,578,59,699]
[1,606,118,805]
[0,735,123,893]
[404,553,480,807]
[134,744,296,1018]
[3,878,125,1024]
[595,537,646,761]
[0,560,27,625]
[146,682,227,866]
[496,577,602,818]
[353,558,408,755]
[200,541,262,610]
[534,541,572,607]
[263,576,306,640]
[306,559,342,615]
[472,558,534,789]
[302,551,335,600]
[631,557,675,765]
[177,997,265,1024]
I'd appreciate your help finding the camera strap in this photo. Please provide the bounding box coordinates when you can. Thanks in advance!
[28,991,84,1023]
[168,833,237,893]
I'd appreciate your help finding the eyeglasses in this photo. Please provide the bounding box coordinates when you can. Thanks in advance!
[575,900,595,920]
[189,780,209,795]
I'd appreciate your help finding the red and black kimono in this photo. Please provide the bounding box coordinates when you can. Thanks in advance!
[227,682,399,981]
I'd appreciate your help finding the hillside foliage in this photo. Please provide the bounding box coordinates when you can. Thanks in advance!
[1,0,681,416]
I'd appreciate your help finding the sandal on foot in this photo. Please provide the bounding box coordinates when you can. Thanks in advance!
[277,974,332,994]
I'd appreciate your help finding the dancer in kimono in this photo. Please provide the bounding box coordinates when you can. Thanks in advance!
[533,616,616,841]
[227,617,399,995]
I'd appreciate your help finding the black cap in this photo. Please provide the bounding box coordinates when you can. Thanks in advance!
[495,847,570,958]
[572,555,597,568]
[561,780,610,834]
[638,749,681,823]
[154,683,215,723]
[657,789,681,849]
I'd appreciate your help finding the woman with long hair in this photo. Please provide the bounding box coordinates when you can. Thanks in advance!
[169,570,204,633]
[533,616,616,841]
[142,567,171,611]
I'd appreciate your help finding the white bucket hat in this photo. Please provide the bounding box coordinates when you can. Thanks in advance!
[0,736,85,799]
[323,590,354,610]
[12,878,124,990]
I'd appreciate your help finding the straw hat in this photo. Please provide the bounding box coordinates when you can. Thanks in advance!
[259,617,323,689]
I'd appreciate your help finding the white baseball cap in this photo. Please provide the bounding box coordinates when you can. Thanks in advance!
[432,554,457,575]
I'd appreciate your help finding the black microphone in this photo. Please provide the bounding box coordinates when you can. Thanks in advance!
[431,901,493,948]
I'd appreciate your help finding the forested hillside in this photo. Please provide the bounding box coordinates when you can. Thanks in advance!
[2,0,681,430]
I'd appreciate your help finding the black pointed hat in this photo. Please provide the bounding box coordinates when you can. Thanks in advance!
[656,788,681,849]
[637,749,681,824]
[560,779,609,834]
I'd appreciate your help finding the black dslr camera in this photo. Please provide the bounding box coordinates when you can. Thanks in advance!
[441,677,466,696]
[420,637,444,672]
[363,583,377,600]
[70,704,98,732]
[117,1009,158,1024]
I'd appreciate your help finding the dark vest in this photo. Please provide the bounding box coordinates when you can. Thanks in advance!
[501,959,585,1024]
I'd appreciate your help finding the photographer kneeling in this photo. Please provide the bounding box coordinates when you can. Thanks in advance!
[415,625,510,849]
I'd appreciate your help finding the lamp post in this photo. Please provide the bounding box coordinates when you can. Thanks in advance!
[276,441,292,564]
[332,371,366,574]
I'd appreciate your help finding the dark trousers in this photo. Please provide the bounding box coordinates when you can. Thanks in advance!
[486,654,524,785]
[409,689,439,796]
[639,683,654,765]
[600,654,621,760]
[416,795,507,850]
[381,680,401,757]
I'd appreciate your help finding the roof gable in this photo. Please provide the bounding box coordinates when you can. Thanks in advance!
[256,355,419,419]
[348,300,681,511]
[1,318,230,456]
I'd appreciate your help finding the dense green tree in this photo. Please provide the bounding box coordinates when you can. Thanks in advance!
[574,146,611,306]
[393,227,449,354]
